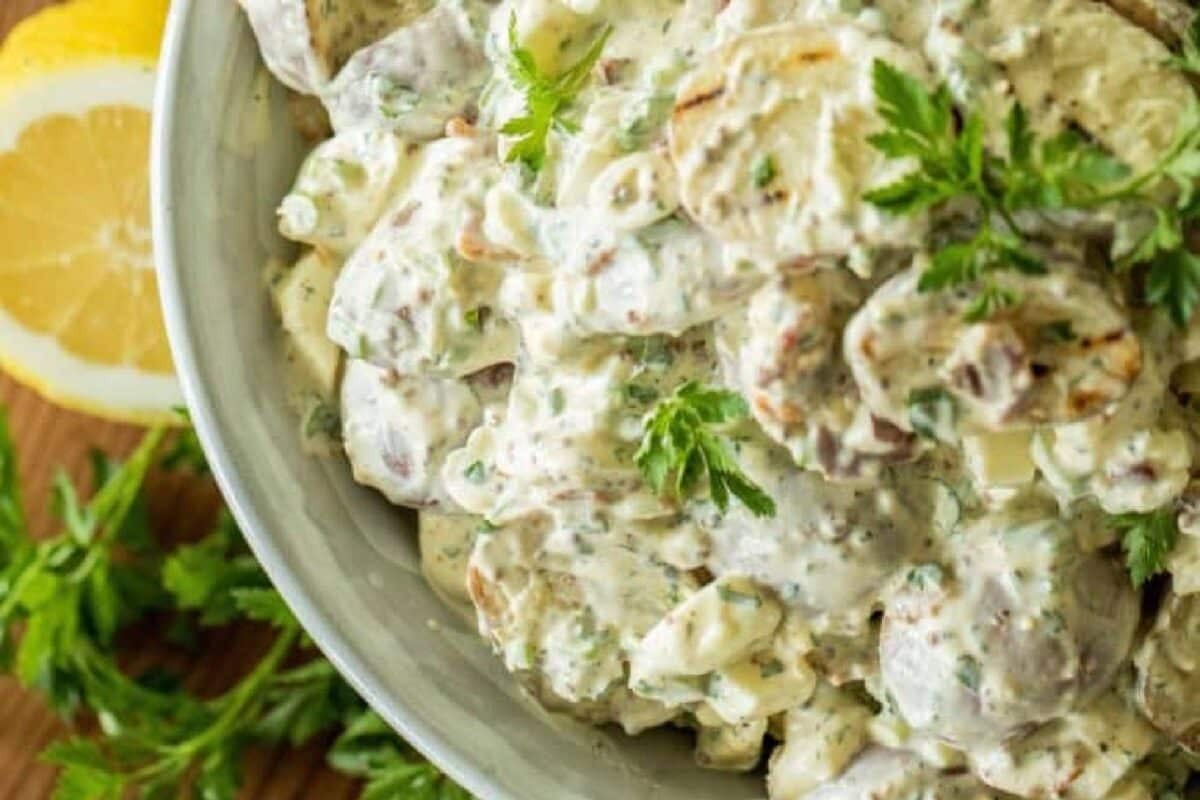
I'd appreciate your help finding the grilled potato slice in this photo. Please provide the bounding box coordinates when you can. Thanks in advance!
[956,0,1195,171]
[718,268,918,480]
[668,23,931,265]
[844,253,1141,436]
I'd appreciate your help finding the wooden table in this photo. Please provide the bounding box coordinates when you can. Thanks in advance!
[0,2,361,796]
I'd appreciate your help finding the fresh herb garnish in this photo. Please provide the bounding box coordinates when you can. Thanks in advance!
[1145,247,1200,328]
[161,407,210,474]
[501,15,612,172]
[330,709,471,800]
[866,59,1200,325]
[864,60,1124,315]
[0,411,467,798]
[1110,508,1180,587]
[635,382,776,518]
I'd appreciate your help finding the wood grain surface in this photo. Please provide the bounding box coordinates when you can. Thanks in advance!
[0,1,361,796]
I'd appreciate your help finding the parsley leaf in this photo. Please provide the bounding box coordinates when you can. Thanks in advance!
[868,58,1200,328]
[1109,508,1179,587]
[1106,104,1200,327]
[162,512,270,626]
[864,61,1061,301]
[1145,247,1200,328]
[0,413,470,799]
[635,381,776,517]
[502,15,611,172]
[963,282,1019,323]
[331,710,472,800]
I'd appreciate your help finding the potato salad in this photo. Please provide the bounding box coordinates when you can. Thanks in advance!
[244,0,1200,795]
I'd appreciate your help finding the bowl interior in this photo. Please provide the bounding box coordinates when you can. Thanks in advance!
[151,3,763,798]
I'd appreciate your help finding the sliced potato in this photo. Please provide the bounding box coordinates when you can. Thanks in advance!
[718,268,917,480]
[325,137,519,377]
[767,683,872,799]
[1134,592,1200,754]
[278,128,418,254]
[961,0,1195,171]
[239,0,433,94]
[668,23,930,264]
[549,216,764,338]
[629,575,783,690]
[880,513,1139,747]
[797,747,995,800]
[271,249,341,399]
[466,514,702,708]
[844,254,1141,436]
[320,3,487,138]
[967,691,1157,799]
[340,360,484,509]
[694,719,768,772]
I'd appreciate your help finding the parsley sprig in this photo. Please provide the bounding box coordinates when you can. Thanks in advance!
[1110,102,1200,326]
[1109,507,1180,587]
[0,411,467,799]
[864,61,1128,312]
[501,15,612,172]
[866,59,1200,325]
[635,382,776,518]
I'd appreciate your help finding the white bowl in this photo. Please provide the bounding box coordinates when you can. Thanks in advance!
[150,3,762,798]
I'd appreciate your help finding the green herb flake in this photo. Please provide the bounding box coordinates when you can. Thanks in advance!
[463,306,490,332]
[906,387,956,441]
[955,655,982,691]
[716,585,763,607]
[759,658,785,679]
[549,388,566,415]
[751,154,777,188]
[1037,320,1076,344]
[906,563,945,590]
[464,460,487,484]
[303,401,342,440]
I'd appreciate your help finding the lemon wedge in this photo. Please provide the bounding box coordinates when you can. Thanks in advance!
[0,0,181,425]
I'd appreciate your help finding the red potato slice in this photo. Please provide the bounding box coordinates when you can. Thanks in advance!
[668,23,931,264]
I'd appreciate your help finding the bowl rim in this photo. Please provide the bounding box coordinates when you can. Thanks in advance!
[149,3,503,796]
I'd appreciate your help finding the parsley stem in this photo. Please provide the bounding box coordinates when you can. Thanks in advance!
[1087,119,1200,206]
[139,624,300,780]
[64,428,166,583]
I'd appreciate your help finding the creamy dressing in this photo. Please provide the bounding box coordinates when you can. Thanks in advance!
[249,0,1200,795]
